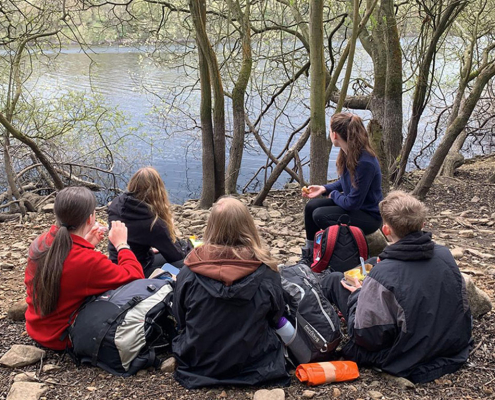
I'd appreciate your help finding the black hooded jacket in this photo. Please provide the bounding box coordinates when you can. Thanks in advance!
[342,231,472,383]
[107,192,184,276]
[172,246,290,389]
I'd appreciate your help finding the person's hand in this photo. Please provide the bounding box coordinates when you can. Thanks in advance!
[341,277,362,293]
[151,247,159,254]
[108,221,128,248]
[85,224,105,246]
[302,185,326,199]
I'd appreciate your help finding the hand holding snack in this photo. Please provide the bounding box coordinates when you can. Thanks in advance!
[341,276,362,293]
[108,221,128,248]
[85,223,105,246]
[302,185,326,199]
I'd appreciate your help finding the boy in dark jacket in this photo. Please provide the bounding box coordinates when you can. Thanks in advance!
[321,190,472,383]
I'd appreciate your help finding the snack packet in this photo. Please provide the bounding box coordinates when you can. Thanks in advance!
[96,218,108,233]
[189,235,203,248]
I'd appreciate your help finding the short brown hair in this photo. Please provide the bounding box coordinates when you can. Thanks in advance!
[379,190,427,238]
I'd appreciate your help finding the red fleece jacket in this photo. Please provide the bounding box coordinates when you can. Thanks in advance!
[25,225,144,350]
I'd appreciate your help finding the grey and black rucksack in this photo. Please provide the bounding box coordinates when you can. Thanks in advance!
[67,278,176,376]
[280,264,341,364]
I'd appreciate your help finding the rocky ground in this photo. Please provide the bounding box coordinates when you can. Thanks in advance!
[0,155,494,400]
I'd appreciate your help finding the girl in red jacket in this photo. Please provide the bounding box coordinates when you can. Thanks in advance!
[25,187,144,350]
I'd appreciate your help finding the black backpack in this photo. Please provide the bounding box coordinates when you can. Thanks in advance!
[280,264,341,365]
[311,215,368,273]
[67,278,176,376]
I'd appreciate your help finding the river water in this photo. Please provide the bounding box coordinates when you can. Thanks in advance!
[32,46,339,204]
[29,44,489,204]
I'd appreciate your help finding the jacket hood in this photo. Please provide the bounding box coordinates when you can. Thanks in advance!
[379,231,435,261]
[109,192,153,221]
[185,245,264,301]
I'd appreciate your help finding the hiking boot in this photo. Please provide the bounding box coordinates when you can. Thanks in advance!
[300,248,313,266]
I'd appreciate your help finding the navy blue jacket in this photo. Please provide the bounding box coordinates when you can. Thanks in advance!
[324,151,382,221]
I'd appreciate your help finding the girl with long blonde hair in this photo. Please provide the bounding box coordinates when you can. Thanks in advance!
[172,197,289,389]
[108,167,185,277]
[301,113,383,265]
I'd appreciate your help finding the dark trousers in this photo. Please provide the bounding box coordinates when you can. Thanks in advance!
[320,272,352,321]
[304,198,382,240]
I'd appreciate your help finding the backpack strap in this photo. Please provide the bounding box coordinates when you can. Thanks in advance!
[349,226,369,260]
[312,225,340,273]
[90,296,142,366]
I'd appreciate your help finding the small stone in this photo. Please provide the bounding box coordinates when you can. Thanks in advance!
[42,364,60,374]
[381,372,415,389]
[219,391,227,398]
[368,381,380,387]
[0,262,14,270]
[269,210,282,218]
[86,386,97,391]
[333,387,341,397]
[160,357,176,373]
[302,390,316,399]
[13,372,37,382]
[491,213,495,220]
[136,369,147,377]
[459,230,475,238]
[0,345,45,368]
[450,247,465,259]
[289,247,300,255]
[470,196,480,203]
[6,382,47,400]
[368,391,383,399]
[348,385,358,392]
[440,210,453,215]
[41,203,54,213]
[253,388,285,400]
[462,273,492,318]
[7,300,28,322]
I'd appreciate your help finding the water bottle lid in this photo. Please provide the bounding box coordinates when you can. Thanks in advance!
[276,317,288,329]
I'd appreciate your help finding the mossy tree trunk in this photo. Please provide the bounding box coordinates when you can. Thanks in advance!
[309,0,328,185]
[225,0,252,194]
[189,0,226,207]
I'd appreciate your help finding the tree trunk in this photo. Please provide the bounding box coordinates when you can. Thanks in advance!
[412,62,495,199]
[191,1,215,209]
[190,0,226,206]
[439,130,468,177]
[225,0,252,194]
[394,0,467,184]
[309,0,328,185]
[253,126,311,206]
[367,119,390,195]
[2,132,27,214]
[0,112,64,190]
[381,0,403,173]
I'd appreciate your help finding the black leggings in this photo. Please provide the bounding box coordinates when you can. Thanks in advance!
[304,198,382,240]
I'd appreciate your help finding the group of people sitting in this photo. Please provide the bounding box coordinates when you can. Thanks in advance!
[24,112,472,389]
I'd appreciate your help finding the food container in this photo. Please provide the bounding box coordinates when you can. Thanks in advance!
[343,264,373,285]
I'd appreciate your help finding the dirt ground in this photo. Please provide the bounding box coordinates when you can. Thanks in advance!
[0,156,494,400]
